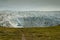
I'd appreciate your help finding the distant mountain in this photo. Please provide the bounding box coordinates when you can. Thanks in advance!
[0,11,60,28]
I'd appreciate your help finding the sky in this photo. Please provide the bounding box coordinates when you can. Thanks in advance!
[0,0,60,11]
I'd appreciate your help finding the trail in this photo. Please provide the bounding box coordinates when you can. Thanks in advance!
[22,33,26,40]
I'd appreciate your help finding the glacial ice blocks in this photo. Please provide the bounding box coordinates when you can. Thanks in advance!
[0,11,60,28]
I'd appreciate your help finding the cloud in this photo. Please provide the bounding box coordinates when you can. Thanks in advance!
[0,0,60,11]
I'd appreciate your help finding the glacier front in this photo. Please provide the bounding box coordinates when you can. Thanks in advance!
[0,11,60,28]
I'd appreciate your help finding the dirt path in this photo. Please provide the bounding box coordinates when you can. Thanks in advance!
[22,33,26,40]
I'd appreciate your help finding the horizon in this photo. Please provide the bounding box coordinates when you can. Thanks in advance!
[0,8,60,11]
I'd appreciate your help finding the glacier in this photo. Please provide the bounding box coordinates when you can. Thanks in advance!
[0,11,60,28]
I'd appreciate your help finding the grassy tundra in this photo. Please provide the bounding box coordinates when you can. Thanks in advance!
[0,26,60,40]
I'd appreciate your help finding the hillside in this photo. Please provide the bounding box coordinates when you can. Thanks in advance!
[0,26,60,40]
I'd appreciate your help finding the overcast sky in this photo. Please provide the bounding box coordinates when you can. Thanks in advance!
[0,0,60,11]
